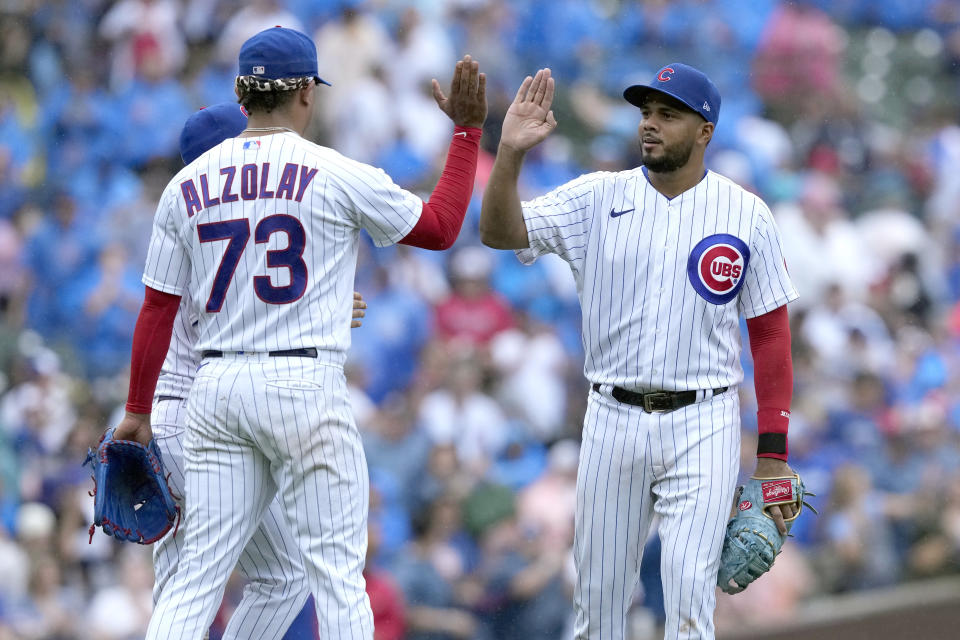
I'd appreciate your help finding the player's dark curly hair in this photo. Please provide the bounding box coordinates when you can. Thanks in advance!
[235,76,316,114]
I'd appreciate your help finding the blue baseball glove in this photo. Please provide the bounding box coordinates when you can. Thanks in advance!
[84,427,180,544]
[717,474,816,594]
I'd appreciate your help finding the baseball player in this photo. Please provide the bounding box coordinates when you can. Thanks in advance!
[113,26,486,640]
[144,102,367,639]
[480,64,798,639]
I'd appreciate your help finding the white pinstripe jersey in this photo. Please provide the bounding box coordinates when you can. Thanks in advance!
[517,168,797,392]
[143,132,422,360]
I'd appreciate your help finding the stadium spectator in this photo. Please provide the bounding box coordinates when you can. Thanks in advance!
[433,247,514,347]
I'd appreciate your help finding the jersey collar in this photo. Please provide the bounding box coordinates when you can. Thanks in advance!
[641,166,709,201]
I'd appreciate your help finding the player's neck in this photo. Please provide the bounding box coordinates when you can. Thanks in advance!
[240,111,307,138]
[644,160,707,199]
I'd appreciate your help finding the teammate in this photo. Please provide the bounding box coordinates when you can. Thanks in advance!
[480,64,798,639]
[113,26,486,639]
[146,102,367,639]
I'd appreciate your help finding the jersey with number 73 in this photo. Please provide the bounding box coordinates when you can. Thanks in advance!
[143,133,423,358]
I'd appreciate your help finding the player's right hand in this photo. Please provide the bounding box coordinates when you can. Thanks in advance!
[500,68,558,153]
[113,411,153,446]
[351,291,366,328]
[432,54,487,129]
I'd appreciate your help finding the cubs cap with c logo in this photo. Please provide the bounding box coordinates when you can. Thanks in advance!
[623,63,720,125]
[237,26,330,86]
[179,103,248,165]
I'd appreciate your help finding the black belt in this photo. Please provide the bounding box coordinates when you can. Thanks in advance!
[201,347,318,359]
[591,383,728,413]
[156,395,184,402]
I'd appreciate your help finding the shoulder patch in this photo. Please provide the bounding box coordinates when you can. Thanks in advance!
[686,233,750,304]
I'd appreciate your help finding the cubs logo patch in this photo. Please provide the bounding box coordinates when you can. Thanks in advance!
[686,233,750,305]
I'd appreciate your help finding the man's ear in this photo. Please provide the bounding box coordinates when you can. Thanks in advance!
[300,84,315,107]
[699,121,715,146]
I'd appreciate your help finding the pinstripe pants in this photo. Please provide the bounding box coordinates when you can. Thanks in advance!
[151,398,310,639]
[573,387,740,640]
[146,355,373,640]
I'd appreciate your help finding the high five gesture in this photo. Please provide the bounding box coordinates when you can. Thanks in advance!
[479,68,558,249]
[500,68,557,152]
[432,54,488,130]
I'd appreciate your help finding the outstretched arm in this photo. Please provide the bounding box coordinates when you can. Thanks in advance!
[480,69,558,249]
[399,55,487,251]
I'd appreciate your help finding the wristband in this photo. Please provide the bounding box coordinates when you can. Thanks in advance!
[756,408,789,459]
[454,125,482,141]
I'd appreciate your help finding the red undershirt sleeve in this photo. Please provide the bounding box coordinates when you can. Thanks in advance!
[125,286,181,414]
[745,304,792,461]
[399,125,482,251]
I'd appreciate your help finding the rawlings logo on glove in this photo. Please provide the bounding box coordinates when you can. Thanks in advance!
[84,427,180,545]
[761,479,793,502]
[716,473,816,594]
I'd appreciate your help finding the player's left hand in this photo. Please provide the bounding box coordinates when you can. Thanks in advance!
[113,411,153,447]
[753,457,796,535]
[351,291,366,328]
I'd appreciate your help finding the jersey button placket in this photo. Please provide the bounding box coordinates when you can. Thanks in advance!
[641,203,668,380]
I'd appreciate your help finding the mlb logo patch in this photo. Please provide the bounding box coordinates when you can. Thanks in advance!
[243,140,260,150]
[253,65,265,74]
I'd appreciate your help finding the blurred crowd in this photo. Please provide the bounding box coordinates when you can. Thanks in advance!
[2,0,960,638]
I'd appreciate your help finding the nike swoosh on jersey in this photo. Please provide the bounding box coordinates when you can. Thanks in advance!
[610,208,635,218]
[454,131,468,138]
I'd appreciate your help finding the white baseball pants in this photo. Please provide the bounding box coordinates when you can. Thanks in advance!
[147,355,372,640]
[151,397,310,639]
[573,387,741,640]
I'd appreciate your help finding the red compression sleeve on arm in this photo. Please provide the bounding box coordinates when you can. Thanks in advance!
[399,125,482,251]
[125,286,182,414]
[746,305,793,461]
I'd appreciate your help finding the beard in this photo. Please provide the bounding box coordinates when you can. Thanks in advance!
[640,137,695,173]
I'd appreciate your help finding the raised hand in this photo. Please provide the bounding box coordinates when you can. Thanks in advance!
[501,68,558,152]
[432,54,487,129]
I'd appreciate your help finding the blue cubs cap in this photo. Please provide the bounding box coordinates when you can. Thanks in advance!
[179,103,248,165]
[623,63,721,126]
[237,26,329,85]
